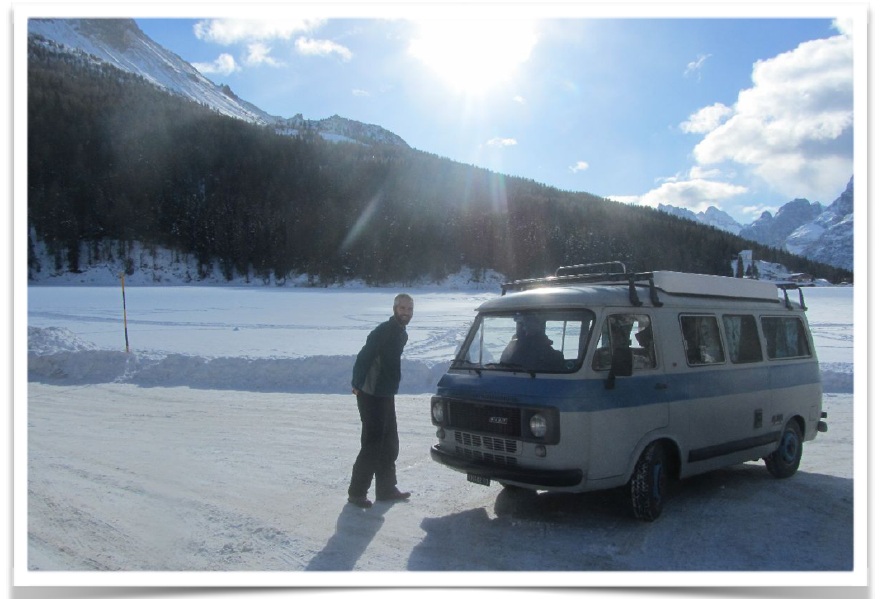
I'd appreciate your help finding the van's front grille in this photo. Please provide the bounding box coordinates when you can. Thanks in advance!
[455,431,519,454]
[455,446,518,466]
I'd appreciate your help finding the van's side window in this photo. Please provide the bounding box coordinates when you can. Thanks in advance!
[761,316,811,359]
[722,315,763,363]
[680,315,725,365]
[592,314,655,370]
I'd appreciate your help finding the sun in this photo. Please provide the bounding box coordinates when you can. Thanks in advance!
[408,19,537,95]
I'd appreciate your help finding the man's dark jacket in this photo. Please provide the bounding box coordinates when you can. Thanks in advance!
[351,317,408,397]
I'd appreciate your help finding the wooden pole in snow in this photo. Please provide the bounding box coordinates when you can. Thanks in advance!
[120,273,130,353]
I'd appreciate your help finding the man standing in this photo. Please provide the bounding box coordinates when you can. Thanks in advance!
[347,293,414,508]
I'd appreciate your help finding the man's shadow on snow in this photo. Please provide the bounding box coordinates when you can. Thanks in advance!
[305,501,393,571]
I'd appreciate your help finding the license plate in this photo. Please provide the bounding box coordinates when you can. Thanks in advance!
[467,473,491,486]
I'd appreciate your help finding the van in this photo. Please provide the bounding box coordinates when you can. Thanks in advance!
[430,263,828,520]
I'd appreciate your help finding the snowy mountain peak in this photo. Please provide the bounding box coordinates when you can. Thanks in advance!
[28,18,409,148]
[657,204,743,236]
[29,18,276,124]
[273,113,409,147]
[740,179,853,271]
[659,176,853,272]
[62,18,141,52]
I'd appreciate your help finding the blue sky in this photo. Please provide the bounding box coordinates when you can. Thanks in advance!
[133,5,859,225]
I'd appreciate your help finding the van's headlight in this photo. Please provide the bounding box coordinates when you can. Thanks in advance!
[431,399,445,424]
[529,413,548,438]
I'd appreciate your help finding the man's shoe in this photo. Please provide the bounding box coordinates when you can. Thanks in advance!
[348,495,373,508]
[376,488,411,502]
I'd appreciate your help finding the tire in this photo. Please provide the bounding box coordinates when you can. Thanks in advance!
[629,441,668,522]
[764,420,803,479]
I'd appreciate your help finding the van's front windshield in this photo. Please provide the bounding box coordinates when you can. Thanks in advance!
[454,310,596,374]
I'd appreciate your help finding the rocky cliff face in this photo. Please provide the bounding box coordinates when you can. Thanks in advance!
[740,198,825,248]
[786,178,854,271]
[738,178,853,271]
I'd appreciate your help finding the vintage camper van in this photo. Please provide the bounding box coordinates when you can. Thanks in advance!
[430,263,827,521]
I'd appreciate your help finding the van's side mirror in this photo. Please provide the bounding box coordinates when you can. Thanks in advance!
[605,348,633,390]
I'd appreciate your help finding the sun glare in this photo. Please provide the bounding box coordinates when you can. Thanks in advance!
[409,20,537,95]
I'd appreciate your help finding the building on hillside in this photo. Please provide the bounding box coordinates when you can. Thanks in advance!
[784,273,814,284]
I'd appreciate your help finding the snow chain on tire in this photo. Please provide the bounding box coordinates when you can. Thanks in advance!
[629,441,667,522]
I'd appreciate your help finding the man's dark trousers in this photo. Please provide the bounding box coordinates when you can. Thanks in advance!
[348,391,399,498]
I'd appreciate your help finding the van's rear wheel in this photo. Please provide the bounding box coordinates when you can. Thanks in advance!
[764,420,803,479]
[629,441,667,522]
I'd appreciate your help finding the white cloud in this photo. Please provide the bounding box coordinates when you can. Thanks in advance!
[245,42,281,67]
[688,166,726,180]
[295,37,353,61]
[833,18,853,37]
[680,102,733,134]
[192,53,239,76]
[684,53,711,78]
[690,31,853,201]
[513,95,526,104]
[568,161,589,173]
[352,89,371,97]
[486,137,517,148]
[193,19,323,45]
[193,19,347,70]
[610,178,748,213]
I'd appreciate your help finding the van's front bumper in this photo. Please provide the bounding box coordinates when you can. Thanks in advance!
[430,445,583,488]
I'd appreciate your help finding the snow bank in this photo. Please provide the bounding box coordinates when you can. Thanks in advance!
[28,327,449,393]
[26,285,854,393]
[28,325,853,393]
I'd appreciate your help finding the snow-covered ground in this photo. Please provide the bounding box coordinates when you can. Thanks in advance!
[18,282,865,591]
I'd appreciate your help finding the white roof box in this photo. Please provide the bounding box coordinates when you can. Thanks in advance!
[650,271,779,301]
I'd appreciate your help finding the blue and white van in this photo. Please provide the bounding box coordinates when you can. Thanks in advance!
[430,263,827,520]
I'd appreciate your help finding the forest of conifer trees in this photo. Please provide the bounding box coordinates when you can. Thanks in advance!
[27,39,853,285]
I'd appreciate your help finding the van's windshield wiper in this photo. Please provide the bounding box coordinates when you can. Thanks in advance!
[487,362,537,378]
[451,358,483,376]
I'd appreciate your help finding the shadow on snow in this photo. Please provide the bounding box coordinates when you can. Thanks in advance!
[407,464,853,571]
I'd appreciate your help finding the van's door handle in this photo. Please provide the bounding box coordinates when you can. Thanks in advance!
[655,383,668,390]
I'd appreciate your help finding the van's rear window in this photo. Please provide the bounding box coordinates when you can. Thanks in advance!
[761,316,812,359]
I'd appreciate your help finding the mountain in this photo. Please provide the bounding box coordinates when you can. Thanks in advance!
[740,198,825,248]
[28,18,275,124]
[273,114,409,147]
[659,178,854,272]
[27,18,409,148]
[784,178,854,271]
[739,179,853,271]
[25,18,853,285]
[658,204,743,236]
[29,18,852,270]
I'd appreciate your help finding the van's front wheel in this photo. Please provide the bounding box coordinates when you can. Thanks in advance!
[629,441,667,522]
[764,420,803,479]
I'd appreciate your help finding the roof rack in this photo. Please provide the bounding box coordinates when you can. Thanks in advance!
[777,283,808,310]
[501,263,663,307]
[501,263,794,307]
[555,261,627,277]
